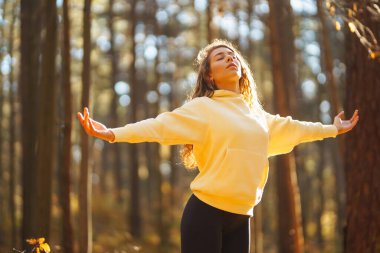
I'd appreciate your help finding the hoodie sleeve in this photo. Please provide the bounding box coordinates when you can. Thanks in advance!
[110,98,208,145]
[264,112,338,157]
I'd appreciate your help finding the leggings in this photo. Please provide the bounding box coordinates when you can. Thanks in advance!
[180,194,251,253]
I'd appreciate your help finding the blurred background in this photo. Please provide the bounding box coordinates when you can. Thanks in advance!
[0,0,379,252]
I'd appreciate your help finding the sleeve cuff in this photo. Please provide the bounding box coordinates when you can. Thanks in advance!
[108,126,129,143]
[323,124,338,138]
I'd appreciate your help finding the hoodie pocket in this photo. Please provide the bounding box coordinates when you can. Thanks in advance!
[212,148,268,204]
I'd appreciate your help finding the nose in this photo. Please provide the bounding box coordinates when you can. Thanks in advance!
[226,55,233,62]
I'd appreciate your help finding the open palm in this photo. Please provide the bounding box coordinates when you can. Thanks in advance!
[77,107,115,141]
[333,110,359,135]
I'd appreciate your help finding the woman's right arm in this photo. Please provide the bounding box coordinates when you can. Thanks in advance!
[77,98,208,145]
[77,107,115,142]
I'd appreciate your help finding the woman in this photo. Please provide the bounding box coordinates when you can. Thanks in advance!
[77,39,359,253]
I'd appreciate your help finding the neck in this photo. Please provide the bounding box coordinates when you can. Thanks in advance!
[216,81,240,93]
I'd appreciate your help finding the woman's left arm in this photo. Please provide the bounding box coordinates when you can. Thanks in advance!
[265,110,359,157]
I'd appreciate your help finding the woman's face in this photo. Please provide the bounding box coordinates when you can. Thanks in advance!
[208,46,242,92]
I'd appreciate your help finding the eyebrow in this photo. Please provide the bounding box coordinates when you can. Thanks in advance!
[213,51,235,59]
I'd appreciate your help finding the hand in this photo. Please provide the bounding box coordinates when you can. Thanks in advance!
[77,107,115,142]
[333,109,359,135]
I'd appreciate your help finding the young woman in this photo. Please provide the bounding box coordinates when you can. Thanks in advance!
[77,39,359,253]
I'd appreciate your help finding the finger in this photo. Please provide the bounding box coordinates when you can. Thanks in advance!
[77,113,85,128]
[84,108,89,124]
[350,110,359,122]
[89,118,97,132]
[336,111,345,119]
[77,112,84,122]
[84,107,88,119]
[351,116,359,127]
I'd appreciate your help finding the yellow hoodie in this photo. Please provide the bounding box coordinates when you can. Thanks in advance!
[111,89,338,216]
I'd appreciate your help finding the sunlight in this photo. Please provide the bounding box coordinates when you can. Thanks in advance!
[158,82,171,95]
[119,94,131,107]
[320,100,331,113]
[291,0,317,15]
[317,73,327,84]
[114,81,130,95]
[194,0,207,12]
[1,54,11,75]
[301,79,317,100]
[144,45,158,61]
[146,90,159,104]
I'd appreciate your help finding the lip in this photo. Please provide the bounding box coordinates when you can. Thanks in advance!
[226,62,238,69]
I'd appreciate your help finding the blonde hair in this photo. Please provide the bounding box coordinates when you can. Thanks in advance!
[180,39,262,169]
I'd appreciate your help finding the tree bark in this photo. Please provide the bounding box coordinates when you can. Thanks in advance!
[316,1,346,245]
[58,0,75,252]
[128,0,142,238]
[107,0,123,203]
[20,0,42,248]
[79,0,92,252]
[35,0,58,239]
[344,3,380,252]
[0,0,7,246]
[207,0,214,43]
[8,1,17,248]
[268,0,304,252]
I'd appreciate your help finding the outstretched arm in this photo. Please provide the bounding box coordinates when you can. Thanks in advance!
[77,98,208,145]
[77,107,115,142]
[265,109,359,157]
[333,110,359,135]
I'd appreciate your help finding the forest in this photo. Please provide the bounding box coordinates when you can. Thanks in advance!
[0,0,379,253]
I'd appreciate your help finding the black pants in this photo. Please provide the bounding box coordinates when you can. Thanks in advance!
[180,194,251,253]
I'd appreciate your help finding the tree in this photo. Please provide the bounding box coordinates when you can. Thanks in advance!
[8,0,18,248]
[107,0,123,204]
[19,0,57,247]
[316,1,346,244]
[79,0,93,252]
[128,0,142,238]
[58,0,75,252]
[344,3,380,252]
[0,0,7,246]
[268,0,304,252]
[35,0,58,239]
[20,0,40,245]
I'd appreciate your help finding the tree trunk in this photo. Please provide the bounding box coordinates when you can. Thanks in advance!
[35,0,58,239]
[268,0,304,252]
[344,4,380,252]
[0,0,7,246]
[128,0,142,238]
[58,0,75,252]
[316,1,346,245]
[251,204,264,253]
[207,0,214,43]
[79,0,92,252]
[316,142,325,248]
[20,0,42,248]
[8,0,17,248]
[107,0,123,203]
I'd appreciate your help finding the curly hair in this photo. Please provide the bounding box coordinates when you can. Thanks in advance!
[180,39,262,169]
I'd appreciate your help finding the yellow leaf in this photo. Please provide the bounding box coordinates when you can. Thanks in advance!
[369,51,380,59]
[348,22,356,32]
[353,3,358,12]
[26,238,37,245]
[335,21,341,31]
[348,9,353,18]
[40,243,51,253]
[37,238,45,244]
[36,247,40,253]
